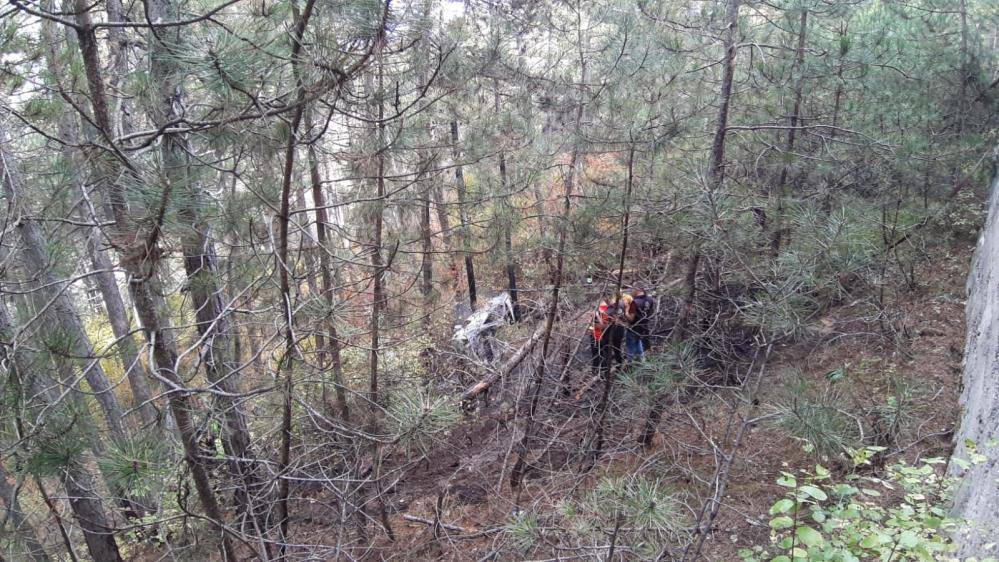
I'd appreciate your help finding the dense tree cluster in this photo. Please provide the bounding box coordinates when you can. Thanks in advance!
[0,0,995,558]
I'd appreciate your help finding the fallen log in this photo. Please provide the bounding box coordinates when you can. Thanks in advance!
[401,514,502,539]
[402,514,471,533]
[461,322,547,402]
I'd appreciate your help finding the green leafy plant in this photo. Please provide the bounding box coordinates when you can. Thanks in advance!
[741,449,965,562]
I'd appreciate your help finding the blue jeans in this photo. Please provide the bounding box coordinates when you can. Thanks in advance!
[625,329,644,361]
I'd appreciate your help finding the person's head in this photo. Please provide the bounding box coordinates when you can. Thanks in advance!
[632,288,646,297]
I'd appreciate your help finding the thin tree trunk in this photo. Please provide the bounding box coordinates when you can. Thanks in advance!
[590,143,635,466]
[639,0,738,447]
[450,120,478,309]
[826,24,847,213]
[275,0,320,554]
[0,303,122,562]
[0,460,52,562]
[366,59,395,542]
[306,111,350,421]
[708,0,741,185]
[71,3,236,556]
[501,154,519,320]
[34,476,78,562]
[494,81,519,319]
[419,150,436,331]
[771,7,808,255]
[958,0,969,135]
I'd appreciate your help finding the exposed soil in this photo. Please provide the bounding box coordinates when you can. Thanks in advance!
[288,238,973,561]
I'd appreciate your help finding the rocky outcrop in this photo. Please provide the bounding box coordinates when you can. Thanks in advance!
[950,167,999,557]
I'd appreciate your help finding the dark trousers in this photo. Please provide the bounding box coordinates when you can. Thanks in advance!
[633,320,652,351]
[590,326,623,378]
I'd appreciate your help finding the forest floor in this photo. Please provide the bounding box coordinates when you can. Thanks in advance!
[290,239,974,561]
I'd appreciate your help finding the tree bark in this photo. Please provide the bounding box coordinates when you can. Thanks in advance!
[432,182,464,317]
[450,120,478,309]
[0,126,127,441]
[419,150,436,331]
[0,302,121,562]
[708,0,741,185]
[61,464,125,562]
[365,56,395,542]
[500,152,520,320]
[306,110,350,421]
[494,81,520,319]
[771,7,808,254]
[275,0,320,553]
[0,460,52,562]
[71,3,236,557]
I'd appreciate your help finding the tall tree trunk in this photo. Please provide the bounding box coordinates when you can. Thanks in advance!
[958,0,969,135]
[0,302,122,562]
[0,127,127,441]
[0,460,51,562]
[494,80,519,319]
[771,7,809,255]
[825,24,847,213]
[638,0,739,448]
[419,150,436,331]
[500,153,519,319]
[275,0,320,554]
[71,3,235,557]
[306,110,350,421]
[369,71,387,412]
[450,120,478,309]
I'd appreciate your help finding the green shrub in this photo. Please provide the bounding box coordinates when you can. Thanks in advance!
[741,448,966,562]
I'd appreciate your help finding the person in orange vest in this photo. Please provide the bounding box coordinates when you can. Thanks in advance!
[589,296,625,378]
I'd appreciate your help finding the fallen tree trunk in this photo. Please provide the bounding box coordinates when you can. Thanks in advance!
[402,514,502,539]
[461,322,547,402]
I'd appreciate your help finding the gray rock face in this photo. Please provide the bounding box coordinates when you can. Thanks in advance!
[950,169,999,557]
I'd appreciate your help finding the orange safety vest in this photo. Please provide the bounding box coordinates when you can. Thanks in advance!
[591,301,612,341]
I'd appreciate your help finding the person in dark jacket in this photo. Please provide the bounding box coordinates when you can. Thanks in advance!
[630,288,655,352]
